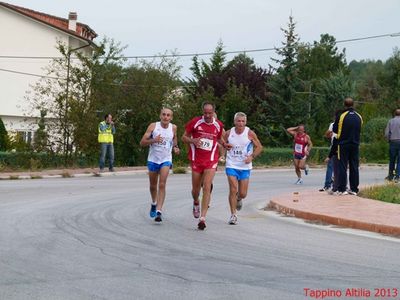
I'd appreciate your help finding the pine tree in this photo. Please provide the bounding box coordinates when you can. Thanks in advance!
[267,15,307,145]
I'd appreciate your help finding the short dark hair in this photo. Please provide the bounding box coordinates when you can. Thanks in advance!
[201,101,215,111]
[395,108,400,116]
[104,113,112,120]
[298,124,306,132]
[344,98,354,108]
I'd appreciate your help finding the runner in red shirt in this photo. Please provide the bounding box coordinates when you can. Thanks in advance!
[287,124,313,184]
[182,102,228,230]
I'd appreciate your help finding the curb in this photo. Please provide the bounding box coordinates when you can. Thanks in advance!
[0,168,149,180]
[268,192,400,236]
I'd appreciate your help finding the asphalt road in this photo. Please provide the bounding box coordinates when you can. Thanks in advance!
[1,166,399,300]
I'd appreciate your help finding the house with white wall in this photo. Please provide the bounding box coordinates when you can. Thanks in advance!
[0,2,97,144]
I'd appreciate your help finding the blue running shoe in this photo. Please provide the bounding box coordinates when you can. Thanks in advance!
[150,203,157,218]
[305,164,309,175]
[155,211,162,222]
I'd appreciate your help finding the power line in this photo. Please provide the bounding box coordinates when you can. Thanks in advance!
[0,32,398,60]
[0,67,59,79]
[1,31,399,82]
[0,67,194,88]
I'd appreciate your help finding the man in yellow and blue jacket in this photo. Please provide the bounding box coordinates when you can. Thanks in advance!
[332,98,363,195]
[98,113,116,172]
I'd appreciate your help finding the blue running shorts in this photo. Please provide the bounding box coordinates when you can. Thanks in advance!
[147,161,172,173]
[225,168,251,180]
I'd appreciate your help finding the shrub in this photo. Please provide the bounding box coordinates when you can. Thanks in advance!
[360,142,389,164]
[60,171,73,178]
[172,166,187,174]
[0,152,97,170]
[362,117,389,143]
[254,147,330,166]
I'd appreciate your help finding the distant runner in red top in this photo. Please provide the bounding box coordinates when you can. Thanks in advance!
[182,102,228,230]
[286,124,313,184]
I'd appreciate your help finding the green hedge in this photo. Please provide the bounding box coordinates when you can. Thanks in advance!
[360,142,389,164]
[0,152,97,170]
[0,144,390,171]
[254,147,330,166]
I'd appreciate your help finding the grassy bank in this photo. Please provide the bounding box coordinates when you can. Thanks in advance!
[359,183,400,204]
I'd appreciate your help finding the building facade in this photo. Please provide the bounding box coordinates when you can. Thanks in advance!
[0,2,97,144]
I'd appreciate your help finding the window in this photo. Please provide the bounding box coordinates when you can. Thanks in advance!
[16,131,33,144]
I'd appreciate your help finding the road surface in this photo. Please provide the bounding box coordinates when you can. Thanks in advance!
[1,167,399,299]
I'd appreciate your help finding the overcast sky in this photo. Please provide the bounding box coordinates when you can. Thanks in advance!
[8,0,400,78]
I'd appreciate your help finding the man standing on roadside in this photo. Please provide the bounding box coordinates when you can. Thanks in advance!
[319,117,337,192]
[98,113,116,172]
[384,108,400,182]
[224,112,263,225]
[140,108,180,222]
[182,102,226,230]
[333,98,363,195]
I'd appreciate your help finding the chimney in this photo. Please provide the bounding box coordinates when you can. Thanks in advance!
[68,12,77,32]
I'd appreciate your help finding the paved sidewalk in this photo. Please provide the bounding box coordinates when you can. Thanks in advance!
[269,190,400,236]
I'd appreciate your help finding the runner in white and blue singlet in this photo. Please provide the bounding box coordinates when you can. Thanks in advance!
[140,108,180,222]
[224,112,263,225]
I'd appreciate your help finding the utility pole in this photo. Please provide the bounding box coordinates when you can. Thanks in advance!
[64,43,91,165]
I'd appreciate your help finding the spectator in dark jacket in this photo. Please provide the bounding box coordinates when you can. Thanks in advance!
[332,98,363,195]
[326,110,343,194]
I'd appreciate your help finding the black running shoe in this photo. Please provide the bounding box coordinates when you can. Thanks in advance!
[155,211,162,222]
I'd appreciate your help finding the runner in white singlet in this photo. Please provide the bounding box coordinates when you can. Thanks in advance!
[224,112,263,225]
[140,108,180,222]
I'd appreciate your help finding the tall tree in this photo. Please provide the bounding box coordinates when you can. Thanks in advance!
[267,15,305,145]
[297,34,347,82]
[186,43,271,143]
[27,38,126,165]
[382,47,400,111]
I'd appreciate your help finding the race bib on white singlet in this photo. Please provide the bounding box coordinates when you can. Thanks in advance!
[231,146,244,157]
[294,143,303,153]
[155,139,168,148]
[198,138,213,151]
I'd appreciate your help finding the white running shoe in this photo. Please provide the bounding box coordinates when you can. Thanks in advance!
[335,191,349,196]
[295,178,303,185]
[228,214,238,225]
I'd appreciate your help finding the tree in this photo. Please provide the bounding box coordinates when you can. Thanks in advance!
[33,110,48,152]
[27,38,126,165]
[297,34,347,82]
[311,70,355,144]
[267,15,305,145]
[187,40,229,102]
[382,47,400,111]
[0,117,9,151]
[111,56,182,165]
[186,43,271,143]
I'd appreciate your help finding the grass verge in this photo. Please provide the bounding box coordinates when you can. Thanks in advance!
[359,183,400,204]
